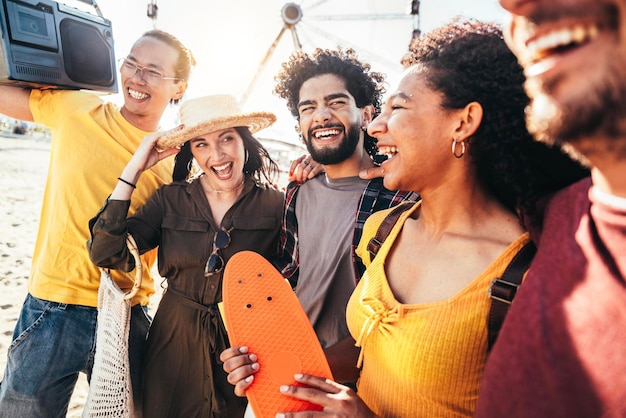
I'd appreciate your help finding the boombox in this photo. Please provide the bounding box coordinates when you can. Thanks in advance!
[0,0,117,93]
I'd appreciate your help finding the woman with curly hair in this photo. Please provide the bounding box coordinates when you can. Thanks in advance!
[247,18,590,417]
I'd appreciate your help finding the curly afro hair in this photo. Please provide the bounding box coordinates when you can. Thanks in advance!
[402,18,589,227]
[273,47,386,159]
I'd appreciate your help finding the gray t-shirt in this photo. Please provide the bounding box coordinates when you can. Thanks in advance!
[294,174,369,348]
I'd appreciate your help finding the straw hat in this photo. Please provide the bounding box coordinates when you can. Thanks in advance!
[156,94,277,150]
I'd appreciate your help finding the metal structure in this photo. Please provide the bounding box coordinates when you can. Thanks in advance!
[239,1,421,105]
[147,0,158,27]
[145,0,421,105]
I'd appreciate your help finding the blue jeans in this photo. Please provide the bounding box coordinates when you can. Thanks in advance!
[0,294,151,418]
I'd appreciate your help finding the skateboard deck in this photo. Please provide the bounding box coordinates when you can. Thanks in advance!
[222,250,333,418]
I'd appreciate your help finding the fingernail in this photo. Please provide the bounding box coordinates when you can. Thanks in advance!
[294,374,303,380]
[249,353,257,362]
[276,414,286,418]
[245,376,253,383]
[238,346,249,353]
[251,362,259,371]
[279,385,289,393]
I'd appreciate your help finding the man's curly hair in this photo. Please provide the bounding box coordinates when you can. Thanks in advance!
[402,18,589,227]
[274,47,386,158]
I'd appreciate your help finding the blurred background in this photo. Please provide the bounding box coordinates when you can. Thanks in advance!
[1,0,505,168]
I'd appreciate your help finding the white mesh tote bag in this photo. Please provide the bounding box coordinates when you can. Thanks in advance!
[83,234,142,417]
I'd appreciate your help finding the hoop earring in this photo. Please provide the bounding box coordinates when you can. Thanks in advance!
[244,149,249,164]
[186,158,202,183]
[451,138,466,159]
[361,125,367,132]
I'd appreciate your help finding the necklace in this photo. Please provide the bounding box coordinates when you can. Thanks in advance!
[203,177,245,194]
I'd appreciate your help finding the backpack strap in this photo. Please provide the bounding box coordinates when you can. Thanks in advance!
[367,202,416,263]
[487,240,537,351]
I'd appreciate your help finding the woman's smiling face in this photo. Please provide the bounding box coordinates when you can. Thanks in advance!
[190,127,246,189]
[368,69,462,193]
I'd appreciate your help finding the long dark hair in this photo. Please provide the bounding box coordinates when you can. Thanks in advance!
[402,18,590,227]
[172,126,280,185]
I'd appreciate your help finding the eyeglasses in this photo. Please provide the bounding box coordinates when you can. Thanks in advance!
[204,228,232,277]
[118,58,180,85]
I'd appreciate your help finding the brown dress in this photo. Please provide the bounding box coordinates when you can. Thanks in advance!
[88,177,284,418]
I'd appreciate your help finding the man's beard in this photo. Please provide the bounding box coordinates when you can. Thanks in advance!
[304,122,361,165]
[525,57,626,164]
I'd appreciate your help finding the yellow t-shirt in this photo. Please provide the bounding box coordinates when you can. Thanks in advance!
[350,203,530,417]
[27,89,172,307]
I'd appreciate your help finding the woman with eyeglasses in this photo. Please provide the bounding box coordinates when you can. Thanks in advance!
[87,94,284,418]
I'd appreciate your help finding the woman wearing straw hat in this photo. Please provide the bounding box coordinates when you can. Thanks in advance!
[87,94,283,417]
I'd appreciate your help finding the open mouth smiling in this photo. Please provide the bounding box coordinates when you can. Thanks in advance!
[378,145,398,160]
[212,162,233,179]
[128,88,150,100]
[526,23,600,63]
[312,128,342,140]
[523,7,618,66]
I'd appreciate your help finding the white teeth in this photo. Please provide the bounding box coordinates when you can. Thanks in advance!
[526,23,600,61]
[378,146,398,158]
[128,88,149,100]
[314,129,340,139]
[213,162,230,172]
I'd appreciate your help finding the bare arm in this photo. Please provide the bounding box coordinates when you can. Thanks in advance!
[110,127,182,201]
[0,86,34,121]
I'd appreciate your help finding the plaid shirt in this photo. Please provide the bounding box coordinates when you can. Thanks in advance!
[275,176,419,287]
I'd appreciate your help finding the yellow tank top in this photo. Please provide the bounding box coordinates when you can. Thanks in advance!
[349,203,530,417]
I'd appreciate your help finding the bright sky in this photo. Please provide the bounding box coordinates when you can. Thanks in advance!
[76,0,505,144]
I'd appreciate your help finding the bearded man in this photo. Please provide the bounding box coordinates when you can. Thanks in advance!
[476,1,626,417]
[272,48,418,381]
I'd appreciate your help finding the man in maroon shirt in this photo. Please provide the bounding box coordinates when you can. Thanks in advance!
[476,1,626,417]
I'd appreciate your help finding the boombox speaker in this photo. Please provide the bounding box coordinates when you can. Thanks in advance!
[0,0,117,93]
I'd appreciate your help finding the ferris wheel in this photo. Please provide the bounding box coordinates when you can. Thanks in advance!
[240,1,420,104]
[146,0,421,105]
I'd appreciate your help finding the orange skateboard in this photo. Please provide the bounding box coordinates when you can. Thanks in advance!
[222,251,333,418]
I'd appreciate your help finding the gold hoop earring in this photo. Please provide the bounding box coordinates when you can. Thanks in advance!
[451,138,466,159]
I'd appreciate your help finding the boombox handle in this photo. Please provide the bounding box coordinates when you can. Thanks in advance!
[73,0,103,17]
